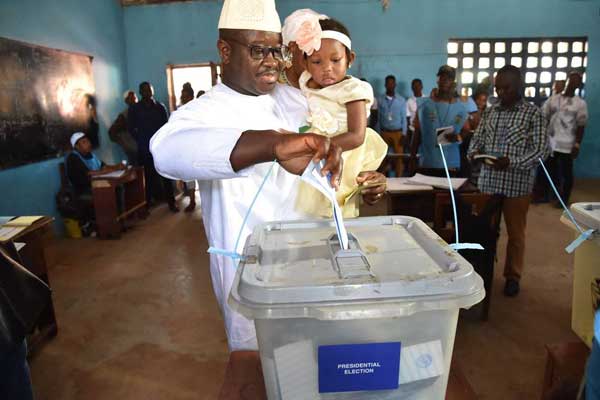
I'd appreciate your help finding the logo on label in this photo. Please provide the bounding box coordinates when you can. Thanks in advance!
[416,354,433,368]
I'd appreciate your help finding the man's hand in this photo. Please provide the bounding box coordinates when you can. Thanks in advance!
[357,171,386,205]
[490,156,510,170]
[571,145,580,159]
[273,133,343,189]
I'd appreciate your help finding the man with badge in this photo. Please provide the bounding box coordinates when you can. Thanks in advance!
[377,75,408,177]
[151,0,387,351]
[409,65,469,176]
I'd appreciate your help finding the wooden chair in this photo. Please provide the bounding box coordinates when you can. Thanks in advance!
[434,192,504,320]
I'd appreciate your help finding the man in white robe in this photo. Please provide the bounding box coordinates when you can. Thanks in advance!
[151,1,384,351]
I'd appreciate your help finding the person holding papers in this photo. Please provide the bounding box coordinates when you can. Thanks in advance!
[66,132,125,196]
[409,65,469,176]
[468,65,548,297]
[65,132,125,233]
[151,2,387,351]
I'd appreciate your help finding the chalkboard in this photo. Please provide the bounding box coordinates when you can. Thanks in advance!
[0,37,97,170]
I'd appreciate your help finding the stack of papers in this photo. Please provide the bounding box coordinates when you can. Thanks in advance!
[4,216,44,226]
[0,216,44,242]
[0,226,26,241]
[406,173,467,191]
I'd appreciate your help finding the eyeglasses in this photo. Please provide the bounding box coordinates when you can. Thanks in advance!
[225,38,289,62]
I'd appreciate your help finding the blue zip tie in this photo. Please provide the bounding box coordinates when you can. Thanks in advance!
[207,247,244,260]
[207,160,277,264]
[438,144,483,251]
[538,158,596,253]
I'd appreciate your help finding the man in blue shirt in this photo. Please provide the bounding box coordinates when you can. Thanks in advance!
[129,82,178,212]
[410,65,468,176]
[378,75,408,176]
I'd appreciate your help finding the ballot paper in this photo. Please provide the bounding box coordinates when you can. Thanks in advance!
[436,126,456,145]
[301,161,349,250]
[274,340,318,400]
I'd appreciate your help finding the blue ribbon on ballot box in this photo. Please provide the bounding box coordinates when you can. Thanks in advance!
[537,158,596,254]
[438,144,484,252]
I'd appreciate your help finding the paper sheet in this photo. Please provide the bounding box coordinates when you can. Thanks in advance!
[5,216,44,227]
[386,178,434,193]
[399,340,445,384]
[406,173,467,191]
[436,126,456,145]
[274,340,318,400]
[93,170,126,179]
[0,226,26,241]
[0,216,16,225]
[301,161,349,250]
[14,242,26,252]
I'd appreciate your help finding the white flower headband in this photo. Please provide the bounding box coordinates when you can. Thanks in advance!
[282,9,352,56]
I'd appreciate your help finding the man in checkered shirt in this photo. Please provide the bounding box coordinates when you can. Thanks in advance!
[468,65,550,297]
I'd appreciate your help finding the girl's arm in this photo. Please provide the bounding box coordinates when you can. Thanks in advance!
[331,100,367,151]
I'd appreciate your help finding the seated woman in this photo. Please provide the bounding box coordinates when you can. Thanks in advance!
[65,132,125,233]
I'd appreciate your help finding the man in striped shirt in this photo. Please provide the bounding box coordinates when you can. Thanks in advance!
[468,65,549,297]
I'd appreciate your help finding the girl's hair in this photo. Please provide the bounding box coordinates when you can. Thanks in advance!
[306,18,352,60]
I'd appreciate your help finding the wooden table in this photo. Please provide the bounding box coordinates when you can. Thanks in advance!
[219,351,477,400]
[1,216,58,353]
[91,166,146,239]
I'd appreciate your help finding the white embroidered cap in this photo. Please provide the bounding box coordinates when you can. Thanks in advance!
[218,0,282,33]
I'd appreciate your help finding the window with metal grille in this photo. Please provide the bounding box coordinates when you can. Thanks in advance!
[447,37,587,105]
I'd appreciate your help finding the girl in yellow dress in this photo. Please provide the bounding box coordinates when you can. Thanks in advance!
[285,14,387,218]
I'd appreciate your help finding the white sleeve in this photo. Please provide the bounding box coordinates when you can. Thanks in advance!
[576,100,588,127]
[150,105,251,181]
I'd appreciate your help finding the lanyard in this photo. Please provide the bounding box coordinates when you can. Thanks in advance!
[385,96,395,110]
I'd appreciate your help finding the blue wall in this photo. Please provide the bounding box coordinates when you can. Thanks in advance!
[123,0,600,177]
[0,0,128,230]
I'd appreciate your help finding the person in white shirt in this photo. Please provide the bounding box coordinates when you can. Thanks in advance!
[542,71,588,205]
[406,78,424,134]
[151,2,384,352]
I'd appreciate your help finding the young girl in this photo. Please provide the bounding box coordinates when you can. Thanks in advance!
[287,15,387,218]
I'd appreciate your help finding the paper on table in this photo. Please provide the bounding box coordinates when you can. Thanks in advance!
[13,242,26,252]
[0,216,16,225]
[93,170,126,179]
[274,340,318,400]
[0,226,26,241]
[406,173,467,191]
[301,161,349,250]
[4,216,44,227]
[386,178,434,193]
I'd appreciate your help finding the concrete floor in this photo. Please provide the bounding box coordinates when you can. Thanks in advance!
[29,179,600,400]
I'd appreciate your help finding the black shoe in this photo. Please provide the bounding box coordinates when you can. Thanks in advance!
[504,279,520,297]
[168,204,180,213]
